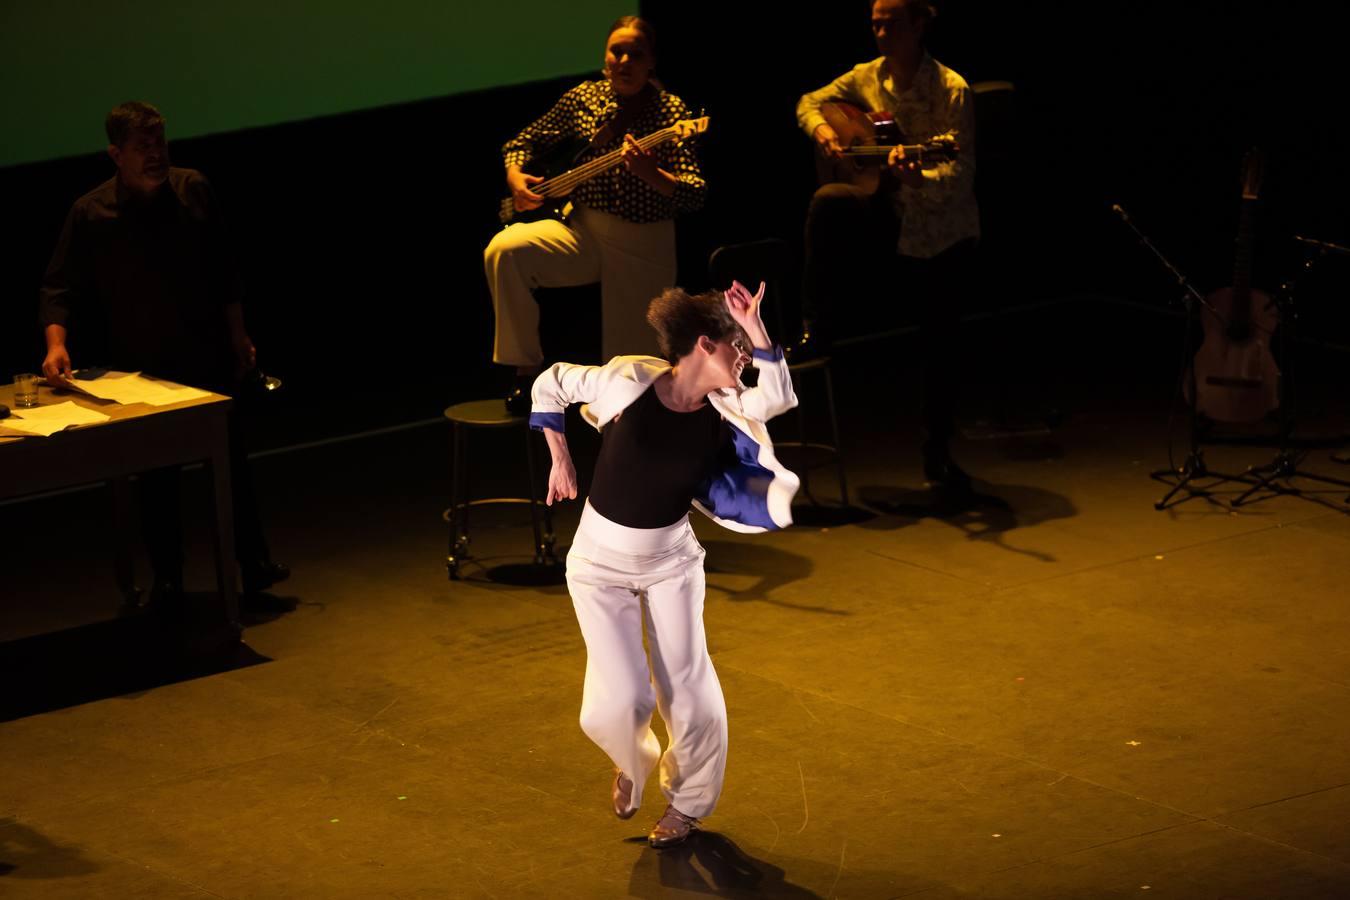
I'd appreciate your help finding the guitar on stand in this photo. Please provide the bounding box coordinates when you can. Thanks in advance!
[1188,149,1281,424]
[499,116,709,225]
[1112,153,1276,509]
[814,101,959,193]
[1119,150,1350,509]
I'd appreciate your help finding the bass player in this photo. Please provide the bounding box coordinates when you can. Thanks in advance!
[484,16,706,414]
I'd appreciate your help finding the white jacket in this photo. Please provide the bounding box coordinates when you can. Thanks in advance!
[529,348,801,532]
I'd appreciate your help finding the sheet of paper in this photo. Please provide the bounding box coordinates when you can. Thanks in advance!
[1,401,111,436]
[69,373,212,407]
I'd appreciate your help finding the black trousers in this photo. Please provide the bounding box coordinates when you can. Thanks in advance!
[139,406,269,582]
[803,182,976,452]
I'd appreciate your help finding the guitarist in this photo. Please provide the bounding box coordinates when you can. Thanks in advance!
[485,16,706,414]
[795,0,980,495]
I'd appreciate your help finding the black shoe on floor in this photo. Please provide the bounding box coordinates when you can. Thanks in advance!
[123,573,181,615]
[923,454,974,497]
[241,560,290,595]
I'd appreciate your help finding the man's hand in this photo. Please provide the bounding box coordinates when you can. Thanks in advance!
[233,333,257,376]
[506,166,546,211]
[813,123,845,160]
[724,280,771,350]
[42,344,73,385]
[887,145,925,188]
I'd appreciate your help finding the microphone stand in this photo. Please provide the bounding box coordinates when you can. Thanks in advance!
[1230,236,1350,507]
[1111,205,1256,509]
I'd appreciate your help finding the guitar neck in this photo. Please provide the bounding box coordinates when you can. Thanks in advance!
[1229,196,1258,331]
[536,127,677,197]
[842,143,941,158]
[1228,149,1264,333]
[1232,201,1256,296]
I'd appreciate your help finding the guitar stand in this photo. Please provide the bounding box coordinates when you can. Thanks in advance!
[1229,449,1350,507]
[1114,205,1255,509]
[1151,447,1258,511]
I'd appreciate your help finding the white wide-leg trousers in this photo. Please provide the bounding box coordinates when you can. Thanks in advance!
[566,502,728,819]
[483,205,674,367]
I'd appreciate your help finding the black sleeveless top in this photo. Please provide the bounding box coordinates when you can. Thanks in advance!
[588,385,734,529]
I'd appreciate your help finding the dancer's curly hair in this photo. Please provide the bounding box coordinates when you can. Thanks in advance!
[646,287,745,362]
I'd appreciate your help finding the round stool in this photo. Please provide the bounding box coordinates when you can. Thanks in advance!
[442,400,558,579]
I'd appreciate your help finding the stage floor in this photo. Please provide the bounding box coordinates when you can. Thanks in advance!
[4,299,1349,898]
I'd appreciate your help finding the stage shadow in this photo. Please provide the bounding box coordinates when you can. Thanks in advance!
[856,480,1077,563]
[627,830,823,899]
[450,553,570,589]
[789,503,877,529]
[238,590,301,626]
[0,819,100,880]
[483,560,568,587]
[700,541,843,616]
[0,597,269,722]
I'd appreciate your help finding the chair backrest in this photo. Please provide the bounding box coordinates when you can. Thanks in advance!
[708,238,791,338]
[970,80,1017,168]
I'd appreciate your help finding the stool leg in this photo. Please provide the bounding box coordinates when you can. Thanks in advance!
[458,424,473,566]
[794,377,815,505]
[824,363,848,506]
[447,423,466,578]
[524,428,558,566]
[538,451,557,566]
[524,427,547,564]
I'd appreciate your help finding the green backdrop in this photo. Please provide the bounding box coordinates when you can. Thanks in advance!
[0,2,632,167]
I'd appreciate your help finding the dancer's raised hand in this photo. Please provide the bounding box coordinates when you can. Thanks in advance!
[724,280,771,350]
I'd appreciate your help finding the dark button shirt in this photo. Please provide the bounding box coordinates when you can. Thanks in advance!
[502,80,706,224]
[38,167,243,389]
[588,385,733,529]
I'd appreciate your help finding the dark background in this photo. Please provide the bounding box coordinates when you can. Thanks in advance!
[2,1,1346,449]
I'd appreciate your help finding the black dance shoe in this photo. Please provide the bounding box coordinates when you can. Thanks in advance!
[923,453,974,498]
[129,573,183,614]
[241,559,291,595]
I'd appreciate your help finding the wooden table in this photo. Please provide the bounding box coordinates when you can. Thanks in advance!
[0,377,239,628]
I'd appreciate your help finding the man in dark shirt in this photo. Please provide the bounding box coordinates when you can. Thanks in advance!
[39,101,287,604]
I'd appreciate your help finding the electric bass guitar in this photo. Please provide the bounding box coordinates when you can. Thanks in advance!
[814,101,959,194]
[1189,149,1281,424]
[499,116,710,225]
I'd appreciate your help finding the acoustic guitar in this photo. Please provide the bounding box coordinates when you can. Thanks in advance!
[814,101,959,194]
[499,116,709,225]
[1190,149,1281,424]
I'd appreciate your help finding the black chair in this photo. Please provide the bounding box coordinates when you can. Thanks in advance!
[442,400,558,579]
[708,239,848,507]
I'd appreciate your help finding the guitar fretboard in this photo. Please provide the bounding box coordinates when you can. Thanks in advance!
[536,126,681,198]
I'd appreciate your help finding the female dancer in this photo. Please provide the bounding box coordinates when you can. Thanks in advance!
[487,15,707,413]
[529,281,799,847]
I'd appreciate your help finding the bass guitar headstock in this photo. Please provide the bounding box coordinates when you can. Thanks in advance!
[673,116,711,141]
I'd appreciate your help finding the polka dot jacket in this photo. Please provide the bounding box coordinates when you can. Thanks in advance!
[502,80,706,224]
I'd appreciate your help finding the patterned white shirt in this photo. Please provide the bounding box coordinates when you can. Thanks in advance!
[503,79,706,224]
[797,53,980,258]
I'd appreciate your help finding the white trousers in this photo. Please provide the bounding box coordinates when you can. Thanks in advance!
[483,205,674,367]
[566,502,728,819]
